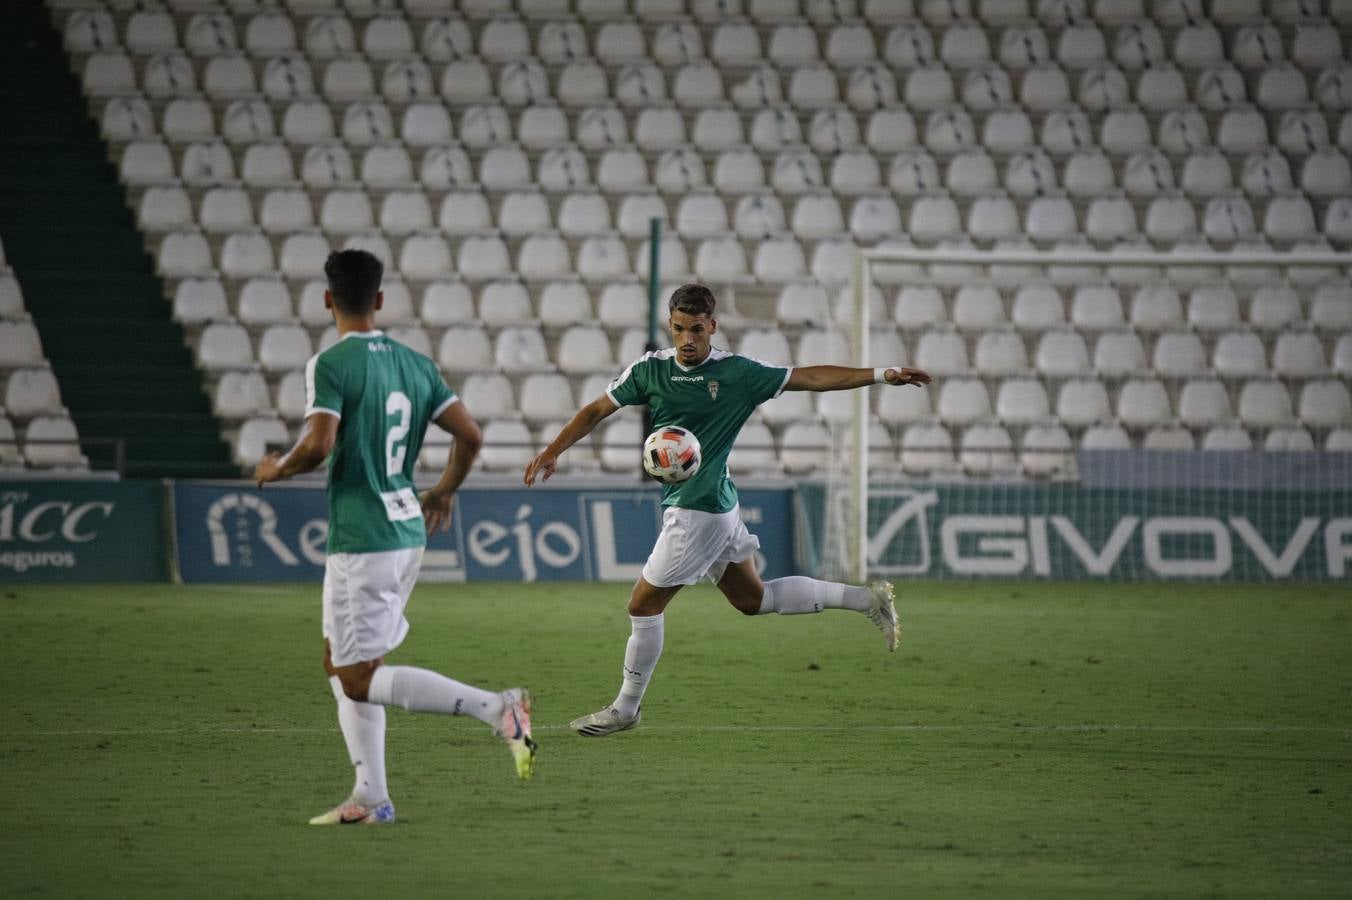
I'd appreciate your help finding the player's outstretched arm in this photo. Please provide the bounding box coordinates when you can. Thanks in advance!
[524,394,619,485]
[254,412,339,487]
[785,366,932,392]
[422,400,483,534]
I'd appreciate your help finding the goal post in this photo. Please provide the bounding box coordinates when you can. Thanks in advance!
[823,245,1352,585]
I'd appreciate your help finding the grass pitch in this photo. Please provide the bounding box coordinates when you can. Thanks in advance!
[1,580,1349,898]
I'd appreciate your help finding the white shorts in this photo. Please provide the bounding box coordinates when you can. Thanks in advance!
[323,546,423,667]
[641,505,761,588]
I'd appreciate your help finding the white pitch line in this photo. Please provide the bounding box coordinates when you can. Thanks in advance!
[9,724,1350,737]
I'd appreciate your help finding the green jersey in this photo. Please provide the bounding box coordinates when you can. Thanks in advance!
[607,347,791,514]
[305,330,457,554]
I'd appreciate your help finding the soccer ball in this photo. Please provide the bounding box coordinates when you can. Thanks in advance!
[642,426,702,484]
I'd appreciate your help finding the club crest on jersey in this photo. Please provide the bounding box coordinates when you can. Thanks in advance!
[708,380,719,400]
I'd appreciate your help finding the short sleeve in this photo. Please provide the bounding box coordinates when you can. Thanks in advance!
[304,353,342,419]
[606,357,648,407]
[427,363,458,420]
[744,357,792,405]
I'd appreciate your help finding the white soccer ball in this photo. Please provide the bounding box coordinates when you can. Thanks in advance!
[642,426,702,484]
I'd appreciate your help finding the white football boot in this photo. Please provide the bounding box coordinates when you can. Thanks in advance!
[866,580,900,652]
[569,705,641,737]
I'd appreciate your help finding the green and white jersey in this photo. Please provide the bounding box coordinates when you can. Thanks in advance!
[305,330,457,554]
[607,347,791,514]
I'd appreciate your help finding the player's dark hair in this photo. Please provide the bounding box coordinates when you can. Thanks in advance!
[324,249,383,316]
[669,283,716,318]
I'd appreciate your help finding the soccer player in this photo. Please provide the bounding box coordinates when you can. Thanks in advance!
[255,249,537,825]
[523,283,931,736]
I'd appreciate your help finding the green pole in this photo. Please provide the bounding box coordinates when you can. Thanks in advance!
[646,216,662,353]
[643,217,662,448]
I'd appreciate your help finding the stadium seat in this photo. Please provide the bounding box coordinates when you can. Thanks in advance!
[1271,332,1327,379]
[937,378,993,424]
[0,318,42,370]
[519,374,574,424]
[1115,379,1171,429]
[900,421,958,474]
[1213,331,1268,378]
[1263,426,1315,452]
[237,278,292,326]
[478,280,533,326]
[694,236,750,283]
[795,329,851,368]
[889,151,941,196]
[924,106,976,150]
[171,279,229,326]
[478,420,535,472]
[459,373,516,420]
[1237,379,1295,428]
[673,63,725,107]
[3,368,62,420]
[728,419,781,475]
[517,233,571,280]
[1005,151,1057,198]
[23,415,86,469]
[0,273,22,318]
[1187,285,1241,332]
[436,326,492,373]
[459,104,511,149]
[947,150,999,197]
[420,281,475,327]
[1054,378,1110,427]
[752,237,808,283]
[1034,331,1091,377]
[216,370,274,421]
[995,378,1051,425]
[615,63,667,108]
[137,187,193,233]
[1128,285,1184,332]
[1064,151,1115,198]
[894,285,947,330]
[538,283,592,332]
[738,329,793,368]
[1011,284,1065,332]
[950,285,1005,332]
[960,421,1018,475]
[965,66,1015,110]
[396,233,452,280]
[196,322,254,372]
[1299,380,1352,428]
[676,194,730,238]
[908,194,962,243]
[1020,421,1074,477]
[574,235,629,281]
[599,416,642,473]
[967,194,1020,242]
[257,324,312,373]
[1085,196,1137,243]
[1151,331,1207,378]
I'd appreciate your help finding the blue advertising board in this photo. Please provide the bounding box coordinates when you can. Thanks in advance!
[172,483,794,583]
[0,480,166,582]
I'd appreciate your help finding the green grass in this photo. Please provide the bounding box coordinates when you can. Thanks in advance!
[2,581,1349,898]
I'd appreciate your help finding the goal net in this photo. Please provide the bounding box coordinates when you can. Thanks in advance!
[802,245,1352,584]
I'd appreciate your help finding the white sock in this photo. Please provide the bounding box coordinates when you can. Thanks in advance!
[612,613,664,718]
[367,665,504,727]
[757,577,870,615]
[329,675,388,807]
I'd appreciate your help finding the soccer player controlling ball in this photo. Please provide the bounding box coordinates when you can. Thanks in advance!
[256,250,537,826]
[524,283,931,736]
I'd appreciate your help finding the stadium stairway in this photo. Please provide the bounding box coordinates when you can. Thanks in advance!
[0,3,236,479]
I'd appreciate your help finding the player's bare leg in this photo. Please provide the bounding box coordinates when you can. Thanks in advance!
[570,578,681,736]
[720,559,900,651]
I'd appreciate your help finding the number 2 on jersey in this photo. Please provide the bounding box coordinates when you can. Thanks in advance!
[385,391,411,476]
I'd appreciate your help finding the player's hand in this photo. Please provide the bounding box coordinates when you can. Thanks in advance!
[254,451,284,488]
[523,452,556,486]
[421,489,455,535]
[883,367,932,387]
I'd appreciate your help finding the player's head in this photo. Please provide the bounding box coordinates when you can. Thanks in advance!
[668,283,717,366]
[324,249,384,317]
